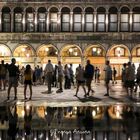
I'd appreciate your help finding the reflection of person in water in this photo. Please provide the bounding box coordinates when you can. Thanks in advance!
[45,107,55,126]
[122,106,135,137]
[77,107,85,129]
[7,105,18,140]
[82,107,93,131]
[24,105,32,136]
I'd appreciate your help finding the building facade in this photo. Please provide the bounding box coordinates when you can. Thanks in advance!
[0,0,140,78]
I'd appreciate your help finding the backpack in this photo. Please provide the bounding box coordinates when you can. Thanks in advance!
[84,64,94,78]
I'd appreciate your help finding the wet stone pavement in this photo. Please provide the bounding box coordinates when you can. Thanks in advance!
[0,81,140,140]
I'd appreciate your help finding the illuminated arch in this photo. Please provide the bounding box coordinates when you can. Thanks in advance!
[36,44,58,57]
[107,44,131,57]
[13,44,35,57]
[0,44,12,57]
[60,44,82,57]
[84,44,106,57]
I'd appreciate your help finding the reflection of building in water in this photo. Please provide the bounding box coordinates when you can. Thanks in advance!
[0,105,139,139]
[1,0,140,78]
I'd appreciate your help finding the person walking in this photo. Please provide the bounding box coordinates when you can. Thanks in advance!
[44,60,54,93]
[84,60,94,96]
[74,64,86,97]
[104,60,112,96]
[7,58,19,100]
[24,65,33,100]
[125,62,135,97]
[56,61,63,93]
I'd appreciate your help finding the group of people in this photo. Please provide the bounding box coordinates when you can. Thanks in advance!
[1,57,140,100]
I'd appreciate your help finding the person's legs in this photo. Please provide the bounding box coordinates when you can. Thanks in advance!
[86,79,92,95]
[29,85,32,99]
[7,85,12,99]
[24,84,27,99]
[75,84,80,96]
[14,86,17,99]
[82,84,86,96]
[104,80,110,96]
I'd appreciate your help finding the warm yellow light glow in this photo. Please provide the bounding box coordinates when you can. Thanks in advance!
[69,48,73,53]
[26,53,30,57]
[92,110,96,117]
[92,48,97,52]
[45,48,49,52]
[22,48,26,52]
[75,52,78,56]
[117,47,121,51]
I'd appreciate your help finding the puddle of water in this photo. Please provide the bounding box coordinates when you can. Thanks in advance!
[0,104,139,140]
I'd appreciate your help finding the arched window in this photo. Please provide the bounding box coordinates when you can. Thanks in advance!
[132,7,140,31]
[73,7,82,32]
[109,7,118,32]
[61,7,70,32]
[49,7,58,32]
[85,7,94,32]
[14,7,23,32]
[120,7,130,32]
[97,7,106,32]
[2,7,11,32]
[38,7,46,32]
[26,7,35,32]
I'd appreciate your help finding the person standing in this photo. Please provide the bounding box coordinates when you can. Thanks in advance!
[69,64,74,87]
[7,58,19,100]
[104,60,112,96]
[44,60,54,93]
[24,65,33,100]
[125,62,135,97]
[112,67,117,84]
[74,64,86,97]
[56,61,63,93]
[0,60,7,90]
[84,60,94,96]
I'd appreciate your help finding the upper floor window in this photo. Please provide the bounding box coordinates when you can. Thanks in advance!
[120,7,130,32]
[26,7,35,32]
[109,7,118,32]
[50,7,58,32]
[97,7,106,32]
[85,7,94,32]
[14,7,23,32]
[38,7,46,32]
[61,7,70,32]
[2,7,11,32]
[73,7,82,32]
[132,7,140,31]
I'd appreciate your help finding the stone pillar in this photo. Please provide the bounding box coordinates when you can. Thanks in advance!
[0,11,2,32]
[46,11,49,32]
[58,11,61,32]
[106,11,108,32]
[70,11,73,32]
[23,11,26,32]
[118,11,120,32]
[35,10,38,32]
[129,11,133,32]
[11,11,14,32]
[82,12,85,32]
[94,11,97,32]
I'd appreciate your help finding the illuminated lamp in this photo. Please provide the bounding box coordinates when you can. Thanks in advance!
[45,47,49,52]
[92,48,97,52]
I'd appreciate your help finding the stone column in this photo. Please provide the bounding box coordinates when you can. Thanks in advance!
[129,11,133,32]
[106,11,108,32]
[94,11,97,32]
[58,11,61,32]
[22,11,26,32]
[46,11,49,32]
[70,11,73,32]
[82,12,85,32]
[118,11,120,32]
[35,10,38,32]
[0,11,2,32]
[11,11,14,32]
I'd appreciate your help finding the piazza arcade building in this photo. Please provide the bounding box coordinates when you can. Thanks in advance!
[0,0,140,79]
